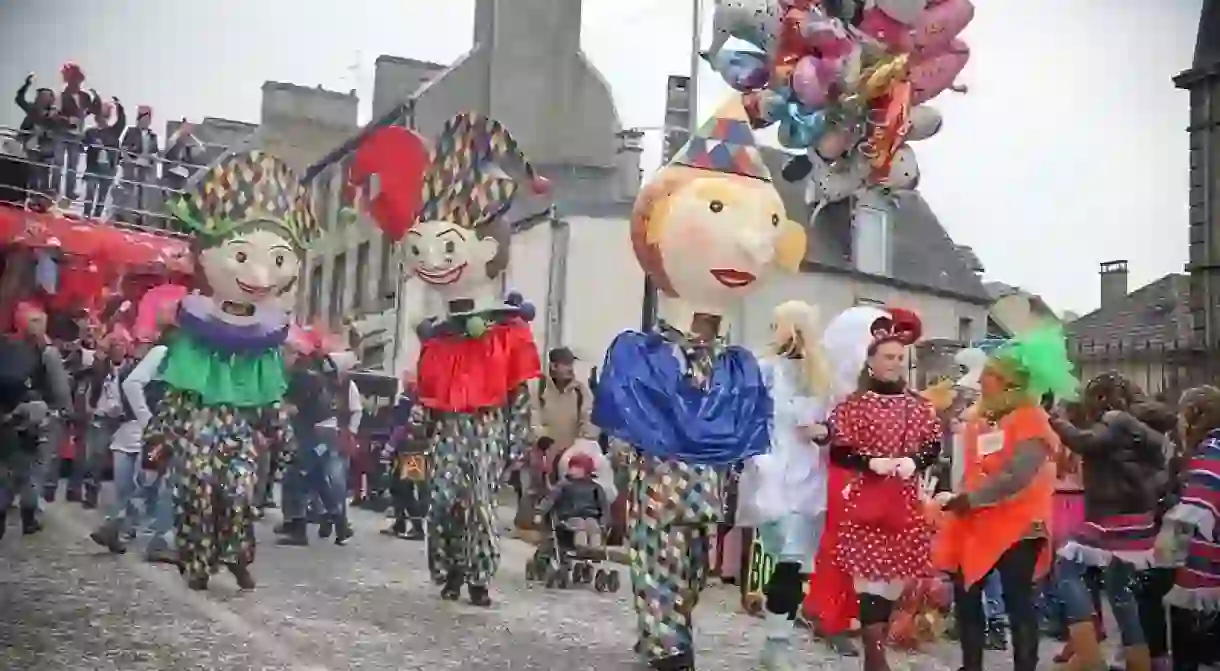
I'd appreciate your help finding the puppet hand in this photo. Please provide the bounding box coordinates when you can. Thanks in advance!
[893,457,917,480]
[869,457,895,475]
[942,493,972,514]
[933,491,956,507]
[916,471,939,502]
[801,423,829,442]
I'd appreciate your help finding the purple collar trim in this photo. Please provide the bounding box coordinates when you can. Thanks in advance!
[177,294,289,353]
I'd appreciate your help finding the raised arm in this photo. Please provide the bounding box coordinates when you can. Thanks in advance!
[14,76,32,113]
[1049,416,1119,457]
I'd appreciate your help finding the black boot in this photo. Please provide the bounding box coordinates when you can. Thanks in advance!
[984,618,1009,651]
[333,515,353,546]
[186,575,209,591]
[440,573,463,601]
[276,519,309,546]
[65,486,81,503]
[89,522,127,554]
[226,563,256,590]
[42,484,57,503]
[0,508,7,541]
[648,650,694,670]
[404,519,425,541]
[318,519,333,539]
[468,584,492,607]
[20,507,42,536]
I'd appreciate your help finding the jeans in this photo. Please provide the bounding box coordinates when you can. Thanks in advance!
[103,451,140,529]
[282,438,347,521]
[982,570,1007,621]
[31,417,62,500]
[70,418,119,491]
[50,135,82,197]
[84,167,116,217]
[953,538,1043,671]
[1056,555,1145,646]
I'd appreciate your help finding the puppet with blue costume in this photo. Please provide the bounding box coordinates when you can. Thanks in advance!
[593,97,808,671]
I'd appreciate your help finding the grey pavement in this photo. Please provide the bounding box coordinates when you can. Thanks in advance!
[1,495,1062,671]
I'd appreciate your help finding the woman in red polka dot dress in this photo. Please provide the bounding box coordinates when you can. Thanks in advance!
[826,308,942,671]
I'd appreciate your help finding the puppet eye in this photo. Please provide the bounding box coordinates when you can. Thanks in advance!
[709,200,724,213]
[772,213,780,227]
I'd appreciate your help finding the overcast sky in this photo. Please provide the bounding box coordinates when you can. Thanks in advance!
[0,0,1203,316]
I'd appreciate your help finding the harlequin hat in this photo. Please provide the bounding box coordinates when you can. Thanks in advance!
[868,307,922,351]
[416,112,550,230]
[168,150,318,249]
[670,97,771,183]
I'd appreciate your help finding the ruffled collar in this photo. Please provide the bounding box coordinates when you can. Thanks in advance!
[177,294,290,354]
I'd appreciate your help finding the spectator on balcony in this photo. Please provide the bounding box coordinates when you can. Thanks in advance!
[161,120,202,196]
[82,97,125,219]
[53,62,98,201]
[114,106,159,226]
[14,73,67,205]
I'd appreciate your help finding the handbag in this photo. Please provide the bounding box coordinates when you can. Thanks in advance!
[843,403,915,532]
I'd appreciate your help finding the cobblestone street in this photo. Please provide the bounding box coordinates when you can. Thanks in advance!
[0,499,1051,670]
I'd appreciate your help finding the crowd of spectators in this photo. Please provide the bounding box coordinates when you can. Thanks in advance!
[8,62,208,227]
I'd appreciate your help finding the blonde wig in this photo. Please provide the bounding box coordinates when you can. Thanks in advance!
[770,300,832,397]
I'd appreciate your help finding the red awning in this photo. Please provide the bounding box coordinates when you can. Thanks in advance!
[0,204,193,274]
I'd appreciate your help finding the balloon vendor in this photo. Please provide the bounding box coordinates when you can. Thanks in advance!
[139,150,317,591]
[400,113,546,607]
[593,97,806,671]
[931,326,1078,671]
[735,300,835,669]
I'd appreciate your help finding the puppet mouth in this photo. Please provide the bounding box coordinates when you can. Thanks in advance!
[416,264,466,286]
[710,269,757,288]
[236,279,274,298]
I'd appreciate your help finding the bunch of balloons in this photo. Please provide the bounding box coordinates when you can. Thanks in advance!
[706,0,972,185]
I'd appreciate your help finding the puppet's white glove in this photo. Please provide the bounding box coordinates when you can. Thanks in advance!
[893,457,917,480]
[868,458,895,475]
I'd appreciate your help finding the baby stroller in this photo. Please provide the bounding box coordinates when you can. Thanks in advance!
[524,441,621,593]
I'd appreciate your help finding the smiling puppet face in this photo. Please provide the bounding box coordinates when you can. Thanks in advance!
[652,173,803,307]
[631,97,806,312]
[199,225,301,307]
[404,218,504,300]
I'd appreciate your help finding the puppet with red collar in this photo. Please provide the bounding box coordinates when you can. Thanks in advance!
[356,114,546,607]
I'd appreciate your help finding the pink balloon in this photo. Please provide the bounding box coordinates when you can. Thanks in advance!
[908,42,969,105]
[133,283,188,342]
[792,55,844,108]
[913,0,974,58]
[857,7,914,53]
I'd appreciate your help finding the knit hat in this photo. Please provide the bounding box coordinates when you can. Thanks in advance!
[416,112,550,231]
[670,97,771,183]
[168,150,319,249]
[567,453,595,477]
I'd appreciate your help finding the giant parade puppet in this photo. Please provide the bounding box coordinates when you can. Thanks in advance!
[350,113,547,607]
[593,97,807,671]
[133,151,317,591]
[706,0,973,235]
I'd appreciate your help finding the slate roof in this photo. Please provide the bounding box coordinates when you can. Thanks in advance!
[983,281,1058,316]
[1195,0,1220,69]
[1064,274,1193,347]
[760,148,991,304]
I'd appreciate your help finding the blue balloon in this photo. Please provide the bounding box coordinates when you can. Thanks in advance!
[703,48,770,92]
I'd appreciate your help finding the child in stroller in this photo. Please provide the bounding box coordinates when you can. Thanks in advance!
[525,444,621,592]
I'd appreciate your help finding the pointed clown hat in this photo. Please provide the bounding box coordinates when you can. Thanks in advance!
[416,113,550,231]
[671,97,772,183]
[169,150,319,250]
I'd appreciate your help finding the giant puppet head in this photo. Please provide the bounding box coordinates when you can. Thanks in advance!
[400,113,549,307]
[632,97,807,313]
[167,151,318,325]
[977,325,1078,419]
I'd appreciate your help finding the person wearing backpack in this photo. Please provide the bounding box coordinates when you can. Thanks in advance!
[0,305,69,538]
[517,347,597,533]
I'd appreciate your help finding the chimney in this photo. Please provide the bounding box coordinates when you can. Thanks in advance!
[1099,260,1129,308]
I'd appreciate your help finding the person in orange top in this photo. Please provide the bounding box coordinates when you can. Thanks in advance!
[931,326,1078,671]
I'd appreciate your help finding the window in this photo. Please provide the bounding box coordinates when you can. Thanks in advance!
[330,253,347,324]
[379,237,396,304]
[353,242,369,311]
[308,264,323,320]
[852,204,892,276]
[957,316,974,343]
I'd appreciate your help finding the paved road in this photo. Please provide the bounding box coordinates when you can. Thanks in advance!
[1,497,1052,670]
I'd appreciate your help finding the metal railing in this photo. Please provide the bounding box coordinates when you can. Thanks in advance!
[0,124,232,237]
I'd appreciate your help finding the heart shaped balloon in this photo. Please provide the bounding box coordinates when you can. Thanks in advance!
[912,0,974,58]
[908,39,969,105]
[347,126,429,242]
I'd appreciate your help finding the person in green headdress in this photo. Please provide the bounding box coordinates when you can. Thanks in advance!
[133,150,318,591]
